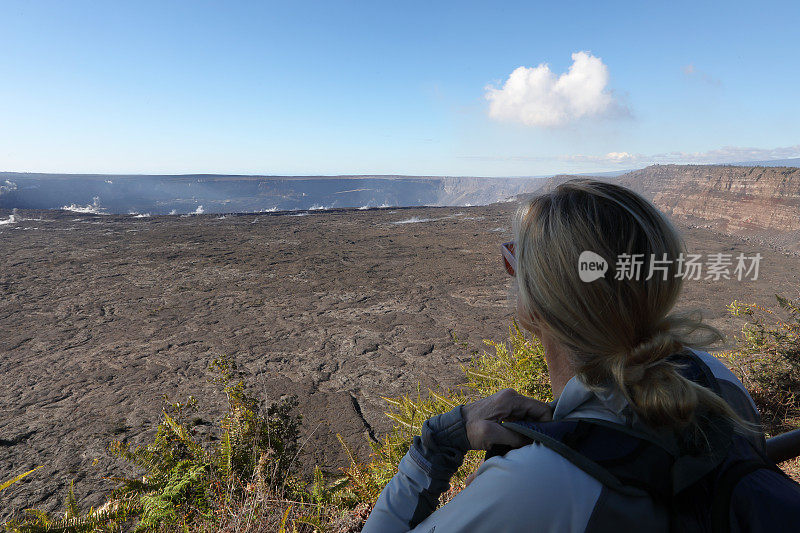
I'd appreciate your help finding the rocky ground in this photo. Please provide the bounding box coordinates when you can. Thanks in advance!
[1,204,799,518]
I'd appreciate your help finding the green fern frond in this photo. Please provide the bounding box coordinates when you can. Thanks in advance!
[64,481,79,519]
[107,441,160,473]
[7,503,130,533]
[161,412,208,462]
[218,427,233,481]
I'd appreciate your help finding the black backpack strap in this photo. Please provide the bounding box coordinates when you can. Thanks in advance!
[709,437,798,533]
[711,459,768,533]
[495,419,676,501]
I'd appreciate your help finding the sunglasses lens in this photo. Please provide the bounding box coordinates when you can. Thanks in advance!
[503,256,515,276]
[501,242,516,276]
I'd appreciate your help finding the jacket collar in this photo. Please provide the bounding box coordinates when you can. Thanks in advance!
[551,376,631,425]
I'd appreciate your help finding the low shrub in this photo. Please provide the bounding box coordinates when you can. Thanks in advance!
[4,358,320,532]
[724,294,800,435]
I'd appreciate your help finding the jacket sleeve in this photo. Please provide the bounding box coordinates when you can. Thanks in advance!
[362,405,471,533]
[410,443,606,533]
[365,431,606,533]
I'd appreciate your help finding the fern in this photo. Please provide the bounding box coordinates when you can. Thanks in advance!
[7,499,131,532]
[5,356,304,532]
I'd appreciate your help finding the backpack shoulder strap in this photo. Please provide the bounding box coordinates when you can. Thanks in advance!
[708,434,798,533]
[494,418,676,501]
[711,458,768,533]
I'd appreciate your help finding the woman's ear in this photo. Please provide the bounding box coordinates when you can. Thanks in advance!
[516,299,542,336]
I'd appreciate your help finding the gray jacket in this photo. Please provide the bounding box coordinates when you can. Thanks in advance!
[362,351,761,533]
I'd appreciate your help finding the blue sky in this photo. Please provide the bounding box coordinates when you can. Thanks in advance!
[1,1,798,176]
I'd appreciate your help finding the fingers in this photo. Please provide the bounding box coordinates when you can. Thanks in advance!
[495,388,553,422]
[462,389,552,450]
[512,395,553,422]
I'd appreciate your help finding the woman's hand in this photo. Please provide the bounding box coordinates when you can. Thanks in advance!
[461,388,553,450]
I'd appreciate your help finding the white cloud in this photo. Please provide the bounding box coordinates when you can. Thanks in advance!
[485,51,622,127]
[603,152,636,163]
[580,144,800,165]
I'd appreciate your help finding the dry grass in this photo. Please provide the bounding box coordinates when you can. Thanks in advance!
[779,457,800,483]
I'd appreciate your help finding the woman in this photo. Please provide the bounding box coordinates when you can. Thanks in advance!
[362,180,767,532]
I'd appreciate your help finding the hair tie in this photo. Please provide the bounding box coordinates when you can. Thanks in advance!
[624,364,646,384]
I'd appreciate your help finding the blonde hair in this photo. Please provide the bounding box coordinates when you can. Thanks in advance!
[514,179,742,433]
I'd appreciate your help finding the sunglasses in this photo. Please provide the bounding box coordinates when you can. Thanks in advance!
[501,241,516,277]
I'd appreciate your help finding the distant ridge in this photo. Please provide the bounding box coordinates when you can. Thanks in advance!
[615,166,800,248]
[0,173,546,214]
[0,171,534,180]
[729,157,800,167]
[534,165,800,253]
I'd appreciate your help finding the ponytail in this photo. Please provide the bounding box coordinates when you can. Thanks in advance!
[514,180,752,437]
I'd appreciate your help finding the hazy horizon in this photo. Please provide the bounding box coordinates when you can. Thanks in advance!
[3,155,800,180]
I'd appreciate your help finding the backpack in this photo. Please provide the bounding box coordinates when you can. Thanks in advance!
[488,352,800,533]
